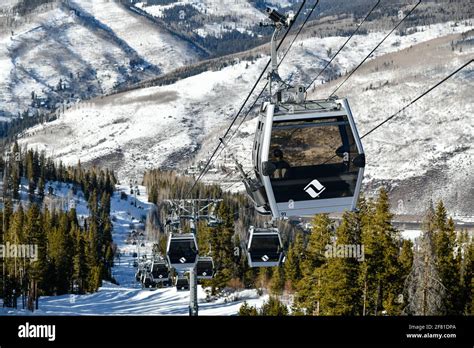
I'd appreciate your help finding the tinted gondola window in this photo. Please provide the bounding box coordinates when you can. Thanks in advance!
[249,235,281,261]
[168,240,198,264]
[269,116,359,202]
[196,261,213,276]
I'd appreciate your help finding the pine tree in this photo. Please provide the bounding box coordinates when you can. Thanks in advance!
[359,189,403,315]
[270,267,284,295]
[432,201,462,314]
[457,230,473,315]
[238,301,258,316]
[318,212,362,315]
[72,226,88,293]
[294,214,333,315]
[284,233,304,290]
[302,214,332,273]
[259,296,289,316]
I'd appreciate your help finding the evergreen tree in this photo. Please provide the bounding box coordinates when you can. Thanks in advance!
[318,212,362,315]
[295,214,333,315]
[432,201,462,314]
[72,226,88,293]
[270,267,284,295]
[404,205,445,315]
[284,232,304,290]
[238,301,258,316]
[259,296,289,316]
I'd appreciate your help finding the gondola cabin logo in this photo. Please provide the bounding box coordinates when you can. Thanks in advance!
[304,179,326,199]
[18,322,56,341]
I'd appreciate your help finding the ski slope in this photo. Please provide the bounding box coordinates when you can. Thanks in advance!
[0,0,200,118]
[136,0,265,38]
[0,1,20,11]
[0,184,267,316]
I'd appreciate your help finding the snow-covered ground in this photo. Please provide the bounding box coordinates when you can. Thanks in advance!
[0,0,200,117]
[71,0,199,70]
[0,0,20,11]
[136,0,265,38]
[0,184,267,316]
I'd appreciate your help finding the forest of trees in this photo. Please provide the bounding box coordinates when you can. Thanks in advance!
[143,169,473,316]
[239,194,473,316]
[0,143,117,310]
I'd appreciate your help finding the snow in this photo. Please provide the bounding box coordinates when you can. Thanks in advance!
[70,0,198,72]
[0,184,268,316]
[0,283,267,316]
[136,0,264,38]
[0,0,20,11]
[0,0,199,117]
[401,229,421,241]
[19,56,266,177]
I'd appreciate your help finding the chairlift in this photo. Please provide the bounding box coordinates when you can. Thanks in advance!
[175,276,189,291]
[151,260,170,283]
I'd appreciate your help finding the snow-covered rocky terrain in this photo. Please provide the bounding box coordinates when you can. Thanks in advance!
[0,0,201,119]
[136,0,266,38]
[18,20,474,216]
[0,183,268,316]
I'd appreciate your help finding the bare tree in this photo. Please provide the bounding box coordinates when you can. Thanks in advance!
[403,207,446,315]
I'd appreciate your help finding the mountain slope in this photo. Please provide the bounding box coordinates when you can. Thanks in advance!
[0,0,200,119]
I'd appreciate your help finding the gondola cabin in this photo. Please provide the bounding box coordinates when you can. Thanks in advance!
[196,256,214,280]
[151,260,170,284]
[175,276,189,291]
[166,233,199,271]
[248,98,365,218]
[246,226,283,267]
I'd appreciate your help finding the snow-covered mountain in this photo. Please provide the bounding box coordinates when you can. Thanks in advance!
[0,0,201,119]
[17,20,474,216]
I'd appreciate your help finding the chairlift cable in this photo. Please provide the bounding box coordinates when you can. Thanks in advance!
[317,59,473,166]
[184,0,310,198]
[306,0,382,91]
[189,0,322,187]
[329,0,421,98]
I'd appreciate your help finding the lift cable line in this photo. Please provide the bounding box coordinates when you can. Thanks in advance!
[316,59,473,167]
[184,0,310,198]
[361,59,473,139]
[279,0,321,69]
[227,0,322,142]
[203,0,382,181]
[306,0,382,91]
[187,0,322,191]
[329,0,421,98]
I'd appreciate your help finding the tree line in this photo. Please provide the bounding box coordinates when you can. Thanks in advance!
[240,191,473,316]
[142,169,473,316]
[0,143,117,310]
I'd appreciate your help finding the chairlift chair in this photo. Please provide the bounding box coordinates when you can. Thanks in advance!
[175,276,189,291]
[151,260,170,284]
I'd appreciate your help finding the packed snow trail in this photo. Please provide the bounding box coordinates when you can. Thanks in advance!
[0,184,267,316]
